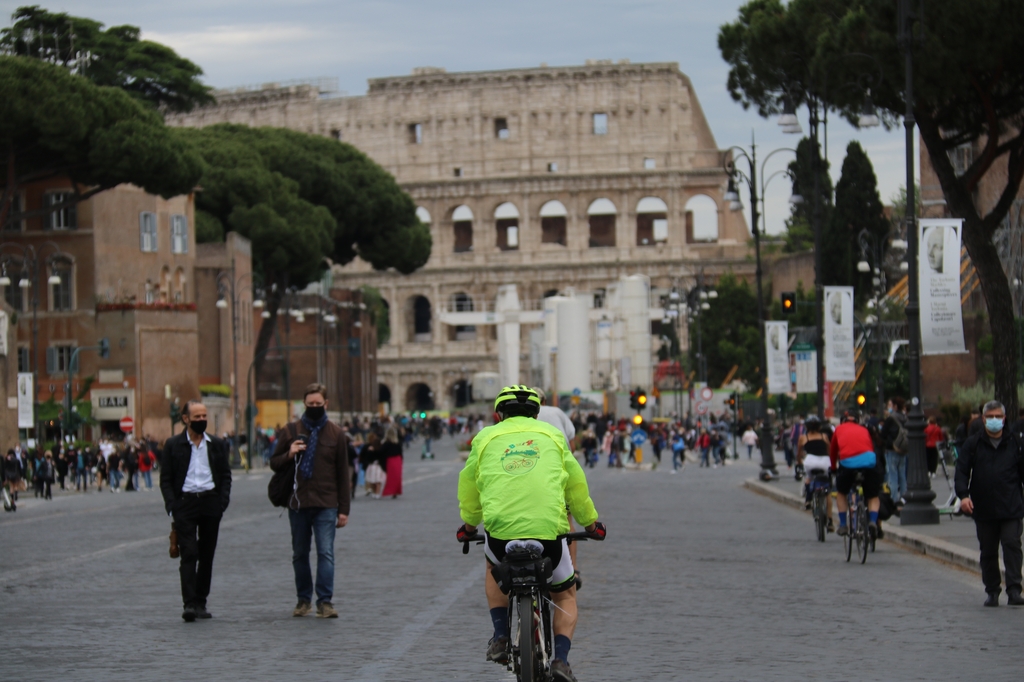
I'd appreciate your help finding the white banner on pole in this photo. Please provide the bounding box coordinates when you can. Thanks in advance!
[17,372,33,429]
[765,320,790,394]
[824,286,856,381]
[919,218,967,355]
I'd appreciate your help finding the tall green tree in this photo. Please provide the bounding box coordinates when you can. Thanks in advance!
[720,0,1024,415]
[0,55,202,230]
[0,5,213,112]
[784,136,832,253]
[690,273,760,389]
[829,141,889,298]
[180,124,431,374]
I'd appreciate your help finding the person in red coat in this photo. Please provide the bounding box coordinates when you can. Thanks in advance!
[924,416,944,475]
[379,427,404,499]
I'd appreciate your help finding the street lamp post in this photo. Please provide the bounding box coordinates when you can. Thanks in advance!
[725,138,801,480]
[216,261,262,471]
[857,230,908,415]
[898,0,938,525]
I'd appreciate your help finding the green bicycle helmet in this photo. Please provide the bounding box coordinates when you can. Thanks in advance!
[493,385,542,417]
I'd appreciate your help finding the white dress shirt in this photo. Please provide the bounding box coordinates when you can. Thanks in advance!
[182,432,215,493]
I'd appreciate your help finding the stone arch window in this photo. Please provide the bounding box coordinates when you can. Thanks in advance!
[587,198,617,247]
[406,382,435,412]
[449,292,476,341]
[685,194,719,243]
[49,256,74,311]
[406,295,432,342]
[494,202,519,251]
[451,378,471,408]
[416,206,432,225]
[452,205,473,253]
[636,196,669,246]
[539,200,567,246]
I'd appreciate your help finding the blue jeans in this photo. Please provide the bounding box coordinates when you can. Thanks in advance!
[109,470,122,488]
[886,450,907,502]
[142,471,153,489]
[672,449,683,470]
[289,507,338,605]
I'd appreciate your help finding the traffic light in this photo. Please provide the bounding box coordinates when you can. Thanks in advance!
[855,392,867,407]
[629,391,639,411]
[636,389,647,408]
[726,396,736,408]
[632,413,644,427]
[781,292,796,315]
[99,337,110,359]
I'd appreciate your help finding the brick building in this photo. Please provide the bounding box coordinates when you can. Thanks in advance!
[0,180,251,443]
[169,61,755,413]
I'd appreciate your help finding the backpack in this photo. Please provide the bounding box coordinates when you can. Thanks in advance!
[268,423,299,508]
[892,419,909,454]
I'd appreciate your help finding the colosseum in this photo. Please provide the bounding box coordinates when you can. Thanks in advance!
[168,60,754,413]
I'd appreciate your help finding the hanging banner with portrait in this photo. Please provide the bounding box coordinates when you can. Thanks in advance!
[764,320,790,394]
[823,286,856,381]
[919,218,967,355]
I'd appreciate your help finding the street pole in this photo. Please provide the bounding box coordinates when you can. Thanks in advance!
[810,100,826,421]
[899,0,938,525]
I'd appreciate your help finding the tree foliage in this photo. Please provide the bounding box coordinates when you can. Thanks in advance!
[784,136,831,253]
[0,55,202,230]
[0,5,213,113]
[690,273,760,389]
[829,141,890,298]
[720,0,1024,414]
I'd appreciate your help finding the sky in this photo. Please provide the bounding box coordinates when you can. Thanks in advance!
[2,0,917,236]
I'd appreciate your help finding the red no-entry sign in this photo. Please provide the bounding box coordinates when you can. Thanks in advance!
[119,416,134,433]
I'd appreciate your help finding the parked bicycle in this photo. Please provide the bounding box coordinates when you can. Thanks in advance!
[843,471,872,563]
[461,528,605,682]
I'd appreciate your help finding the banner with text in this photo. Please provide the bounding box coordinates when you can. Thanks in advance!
[17,372,33,429]
[824,286,856,381]
[919,218,967,355]
[765,320,790,394]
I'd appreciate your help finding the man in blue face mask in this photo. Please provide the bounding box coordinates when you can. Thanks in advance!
[955,400,1024,607]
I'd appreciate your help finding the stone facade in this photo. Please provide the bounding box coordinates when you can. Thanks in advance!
[168,62,755,412]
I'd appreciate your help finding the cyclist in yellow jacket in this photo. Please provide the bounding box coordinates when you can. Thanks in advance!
[458,385,604,682]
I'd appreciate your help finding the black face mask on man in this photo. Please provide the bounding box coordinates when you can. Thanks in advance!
[305,405,326,421]
[189,419,208,435]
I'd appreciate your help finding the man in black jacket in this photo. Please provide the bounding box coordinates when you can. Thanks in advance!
[955,400,1024,607]
[160,401,232,621]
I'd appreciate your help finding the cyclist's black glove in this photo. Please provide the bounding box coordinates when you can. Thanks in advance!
[589,521,607,541]
[457,525,478,543]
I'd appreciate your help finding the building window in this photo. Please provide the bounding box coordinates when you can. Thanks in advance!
[408,123,423,144]
[50,259,73,311]
[3,278,24,312]
[3,193,22,232]
[46,344,77,375]
[17,347,30,373]
[171,214,188,254]
[587,198,617,247]
[140,212,158,252]
[495,117,510,139]
[593,113,608,135]
[644,157,656,169]
[44,192,77,230]
[495,203,520,251]
[547,162,558,173]
[636,197,669,246]
[453,167,463,177]
[330,128,341,140]
[452,205,473,253]
[539,200,568,246]
[144,280,155,304]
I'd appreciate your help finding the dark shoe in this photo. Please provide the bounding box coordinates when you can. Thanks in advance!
[486,636,510,664]
[836,525,849,537]
[316,601,339,618]
[182,605,197,622]
[826,518,835,533]
[868,524,878,543]
[551,659,578,682]
[876,524,884,539]
[292,600,312,617]
[195,605,212,619]
[984,593,1000,607]
[1008,592,1024,606]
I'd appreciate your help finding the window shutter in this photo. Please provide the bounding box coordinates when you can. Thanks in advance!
[140,213,147,251]
[46,347,56,374]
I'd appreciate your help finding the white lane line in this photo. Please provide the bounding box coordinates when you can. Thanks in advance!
[0,511,279,586]
[350,563,485,682]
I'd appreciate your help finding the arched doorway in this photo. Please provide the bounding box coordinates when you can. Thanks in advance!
[378,383,392,410]
[406,383,435,413]
[451,379,471,408]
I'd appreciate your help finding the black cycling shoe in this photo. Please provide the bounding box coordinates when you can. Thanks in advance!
[486,636,510,664]
[826,518,835,533]
[551,659,578,682]
[868,523,878,543]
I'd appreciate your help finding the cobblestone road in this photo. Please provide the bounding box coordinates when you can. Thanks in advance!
[2,442,1020,681]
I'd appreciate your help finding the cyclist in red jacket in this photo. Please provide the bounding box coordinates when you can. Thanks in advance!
[830,410,883,540]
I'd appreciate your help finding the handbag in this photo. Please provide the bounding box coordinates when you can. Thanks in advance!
[268,423,299,508]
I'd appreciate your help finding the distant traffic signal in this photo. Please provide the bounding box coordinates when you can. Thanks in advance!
[725,397,736,408]
[629,391,639,411]
[632,414,644,426]
[781,292,796,315]
[636,390,647,407]
[855,392,867,407]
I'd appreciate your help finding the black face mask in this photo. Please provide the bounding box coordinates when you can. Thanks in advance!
[305,405,326,421]
[189,419,208,435]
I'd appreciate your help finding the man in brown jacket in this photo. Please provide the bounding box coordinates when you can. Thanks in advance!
[270,383,351,618]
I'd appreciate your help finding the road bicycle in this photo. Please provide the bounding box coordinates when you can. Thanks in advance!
[461,528,604,682]
[843,471,872,564]
[807,468,832,542]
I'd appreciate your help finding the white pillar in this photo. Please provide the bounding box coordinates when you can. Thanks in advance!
[496,284,521,387]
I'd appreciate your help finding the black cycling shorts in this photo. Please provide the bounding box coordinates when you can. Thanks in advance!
[835,465,882,498]
[483,532,576,592]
